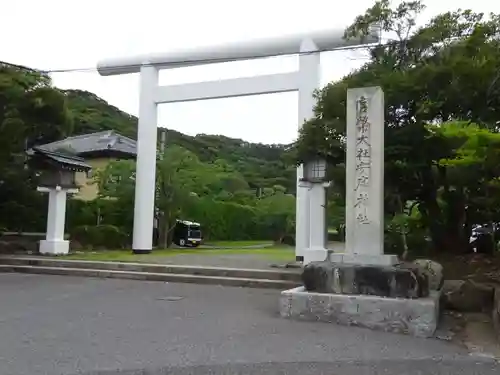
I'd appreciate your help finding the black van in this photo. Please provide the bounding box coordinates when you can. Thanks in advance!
[173,220,202,247]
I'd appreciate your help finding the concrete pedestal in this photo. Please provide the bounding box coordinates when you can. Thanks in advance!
[37,186,77,256]
[280,286,440,338]
[39,240,70,255]
[300,181,330,265]
[328,252,399,266]
[303,248,329,264]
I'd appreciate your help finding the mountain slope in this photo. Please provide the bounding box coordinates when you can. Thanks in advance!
[63,89,296,191]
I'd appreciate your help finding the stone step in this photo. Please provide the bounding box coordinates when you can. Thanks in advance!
[0,264,299,289]
[0,257,302,282]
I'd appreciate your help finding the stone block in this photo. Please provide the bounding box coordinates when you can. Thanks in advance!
[442,280,495,313]
[413,259,444,291]
[39,240,69,255]
[328,252,399,266]
[302,261,429,299]
[280,286,440,338]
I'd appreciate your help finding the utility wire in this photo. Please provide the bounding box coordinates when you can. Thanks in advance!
[2,42,383,75]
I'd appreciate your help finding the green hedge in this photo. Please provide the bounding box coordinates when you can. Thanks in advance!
[183,197,261,240]
[182,196,296,241]
[70,224,129,249]
[66,198,134,234]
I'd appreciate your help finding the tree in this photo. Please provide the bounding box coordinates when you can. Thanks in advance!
[0,64,72,156]
[431,122,500,250]
[93,144,294,245]
[0,62,300,242]
[255,188,296,243]
[93,159,136,231]
[63,89,296,194]
[155,146,201,247]
[295,0,500,254]
[0,63,73,231]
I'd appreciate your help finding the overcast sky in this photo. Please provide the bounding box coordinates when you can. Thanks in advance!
[1,0,499,144]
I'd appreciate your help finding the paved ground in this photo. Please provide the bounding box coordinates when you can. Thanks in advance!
[0,273,498,375]
[7,251,293,270]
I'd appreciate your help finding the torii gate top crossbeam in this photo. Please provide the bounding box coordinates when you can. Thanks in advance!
[97,28,378,76]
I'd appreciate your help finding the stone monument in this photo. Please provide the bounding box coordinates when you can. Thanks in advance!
[280,86,441,338]
[329,86,398,265]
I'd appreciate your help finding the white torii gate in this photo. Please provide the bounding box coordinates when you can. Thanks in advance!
[97,28,377,263]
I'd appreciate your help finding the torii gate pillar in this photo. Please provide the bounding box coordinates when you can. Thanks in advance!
[97,29,377,261]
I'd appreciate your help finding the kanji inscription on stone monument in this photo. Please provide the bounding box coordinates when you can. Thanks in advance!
[345,87,385,257]
[354,95,372,225]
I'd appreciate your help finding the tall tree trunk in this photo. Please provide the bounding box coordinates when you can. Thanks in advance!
[418,165,469,254]
[419,192,445,250]
[158,213,168,249]
[396,194,410,260]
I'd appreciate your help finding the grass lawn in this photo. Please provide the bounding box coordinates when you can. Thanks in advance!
[63,246,295,263]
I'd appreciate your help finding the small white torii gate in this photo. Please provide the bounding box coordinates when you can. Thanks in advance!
[97,28,377,263]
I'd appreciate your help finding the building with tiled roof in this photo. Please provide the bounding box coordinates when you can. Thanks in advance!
[34,131,137,201]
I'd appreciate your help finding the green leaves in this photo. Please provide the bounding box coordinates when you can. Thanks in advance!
[93,144,297,242]
[295,0,500,254]
[0,63,74,231]
[344,0,426,41]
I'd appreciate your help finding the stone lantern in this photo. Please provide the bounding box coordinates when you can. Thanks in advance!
[27,147,92,255]
[302,158,328,183]
[298,157,331,264]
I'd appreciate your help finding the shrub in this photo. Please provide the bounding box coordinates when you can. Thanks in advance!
[70,224,129,249]
[66,199,99,231]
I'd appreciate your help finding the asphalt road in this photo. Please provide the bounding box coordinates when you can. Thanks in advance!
[0,273,498,375]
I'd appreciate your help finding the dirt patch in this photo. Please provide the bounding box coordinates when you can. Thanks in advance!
[459,313,500,359]
[435,311,499,358]
[428,253,500,284]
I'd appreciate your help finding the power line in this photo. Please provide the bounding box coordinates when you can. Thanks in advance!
[7,42,381,75]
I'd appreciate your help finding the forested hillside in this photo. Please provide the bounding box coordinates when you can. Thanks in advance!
[0,65,298,244]
[64,89,296,192]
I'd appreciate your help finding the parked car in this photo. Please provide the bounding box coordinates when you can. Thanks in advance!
[469,223,500,254]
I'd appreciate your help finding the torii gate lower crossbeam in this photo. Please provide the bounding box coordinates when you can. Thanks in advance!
[97,28,378,263]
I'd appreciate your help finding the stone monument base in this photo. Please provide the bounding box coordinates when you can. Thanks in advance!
[302,261,429,298]
[280,286,440,338]
[302,248,400,266]
[39,239,69,255]
[303,248,329,264]
[328,252,399,266]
